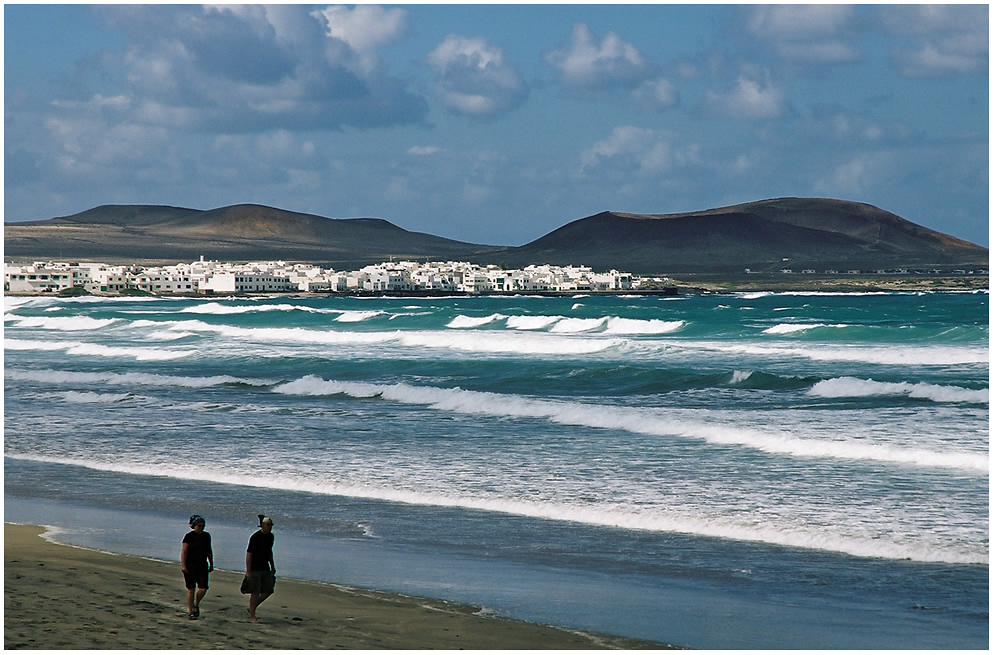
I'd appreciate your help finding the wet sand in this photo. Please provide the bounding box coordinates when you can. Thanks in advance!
[4,524,674,650]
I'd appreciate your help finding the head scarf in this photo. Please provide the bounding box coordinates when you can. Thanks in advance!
[189,514,205,528]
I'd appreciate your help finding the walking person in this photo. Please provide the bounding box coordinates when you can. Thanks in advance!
[243,514,276,623]
[181,514,214,620]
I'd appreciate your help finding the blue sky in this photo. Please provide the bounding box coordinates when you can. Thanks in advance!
[4,4,989,247]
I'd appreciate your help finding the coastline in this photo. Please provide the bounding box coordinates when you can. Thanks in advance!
[4,273,988,299]
[4,524,673,650]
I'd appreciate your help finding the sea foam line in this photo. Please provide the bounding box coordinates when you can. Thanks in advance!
[762,323,849,335]
[809,377,989,404]
[675,341,989,366]
[4,314,120,331]
[4,367,272,388]
[4,452,984,565]
[4,339,193,361]
[273,376,988,473]
[179,302,333,315]
[168,320,623,355]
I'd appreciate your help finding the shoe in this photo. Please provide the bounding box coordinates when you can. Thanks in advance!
[193,607,200,618]
[188,612,198,620]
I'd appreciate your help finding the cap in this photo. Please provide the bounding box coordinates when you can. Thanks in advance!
[189,514,205,528]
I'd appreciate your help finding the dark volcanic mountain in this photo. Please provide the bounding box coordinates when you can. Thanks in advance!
[499,197,988,273]
[4,198,987,274]
[4,204,502,269]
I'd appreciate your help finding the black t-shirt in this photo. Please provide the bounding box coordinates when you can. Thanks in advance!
[182,530,212,570]
[247,530,275,572]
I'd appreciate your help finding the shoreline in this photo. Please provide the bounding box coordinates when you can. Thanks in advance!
[4,274,989,299]
[4,523,675,650]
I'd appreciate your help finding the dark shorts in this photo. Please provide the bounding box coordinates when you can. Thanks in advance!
[183,568,209,590]
[242,571,275,595]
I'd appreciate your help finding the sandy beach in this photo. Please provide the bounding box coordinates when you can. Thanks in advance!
[4,524,672,650]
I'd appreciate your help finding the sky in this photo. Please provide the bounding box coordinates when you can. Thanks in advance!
[4,3,989,247]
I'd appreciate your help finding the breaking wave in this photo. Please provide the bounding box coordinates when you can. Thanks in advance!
[809,377,988,404]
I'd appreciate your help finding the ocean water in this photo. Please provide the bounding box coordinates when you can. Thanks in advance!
[3,290,988,649]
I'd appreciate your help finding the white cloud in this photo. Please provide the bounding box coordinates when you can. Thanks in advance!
[92,5,427,132]
[880,5,988,77]
[814,153,894,197]
[313,5,408,75]
[743,5,859,65]
[746,5,853,41]
[427,35,528,118]
[701,75,787,120]
[632,78,679,111]
[580,126,698,177]
[545,23,655,93]
[408,146,441,156]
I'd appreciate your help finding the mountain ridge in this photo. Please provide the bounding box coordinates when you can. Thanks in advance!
[4,198,987,274]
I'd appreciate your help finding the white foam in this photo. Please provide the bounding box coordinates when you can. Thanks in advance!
[3,338,192,361]
[335,310,385,323]
[603,318,684,335]
[179,302,330,315]
[5,315,119,331]
[398,330,622,355]
[4,338,70,351]
[173,320,394,345]
[505,315,561,330]
[273,376,988,473]
[550,317,608,333]
[61,390,132,404]
[763,323,848,335]
[5,367,269,388]
[809,377,989,404]
[730,370,753,384]
[678,341,989,366]
[5,451,984,565]
[446,313,506,328]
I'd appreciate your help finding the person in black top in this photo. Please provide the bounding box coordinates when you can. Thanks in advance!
[244,514,276,623]
[181,514,214,620]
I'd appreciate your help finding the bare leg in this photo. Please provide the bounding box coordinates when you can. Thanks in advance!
[248,591,273,623]
[195,587,207,613]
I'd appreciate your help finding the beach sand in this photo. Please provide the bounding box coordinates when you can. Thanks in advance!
[5,524,674,649]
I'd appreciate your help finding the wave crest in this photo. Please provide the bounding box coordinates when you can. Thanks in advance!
[809,377,989,404]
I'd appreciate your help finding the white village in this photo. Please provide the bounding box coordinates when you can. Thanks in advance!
[5,258,645,295]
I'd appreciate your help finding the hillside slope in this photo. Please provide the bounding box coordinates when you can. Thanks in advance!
[6,204,499,267]
[500,198,988,273]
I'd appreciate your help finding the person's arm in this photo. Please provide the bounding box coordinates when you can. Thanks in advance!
[206,535,214,572]
[181,541,189,573]
[245,549,252,577]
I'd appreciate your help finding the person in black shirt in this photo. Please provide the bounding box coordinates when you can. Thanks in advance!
[181,514,214,620]
[244,514,276,623]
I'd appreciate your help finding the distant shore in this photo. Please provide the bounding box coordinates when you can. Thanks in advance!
[4,273,987,298]
[666,273,988,294]
[4,524,671,650]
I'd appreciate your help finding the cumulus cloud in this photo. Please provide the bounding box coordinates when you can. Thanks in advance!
[90,4,427,132]
[579,126,699,177]
[814,153,893,196]
[545,23,656,93]
[313,4,408,76]
[427,35,528,118]
[632,78,679,111]
[880,5,988,77]
[743,5,860,65]
[700,74,788,120]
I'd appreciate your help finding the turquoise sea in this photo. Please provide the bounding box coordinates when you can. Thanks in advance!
[4,290,988,648]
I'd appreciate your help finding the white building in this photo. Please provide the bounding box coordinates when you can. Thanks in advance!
[5,258,635,296]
